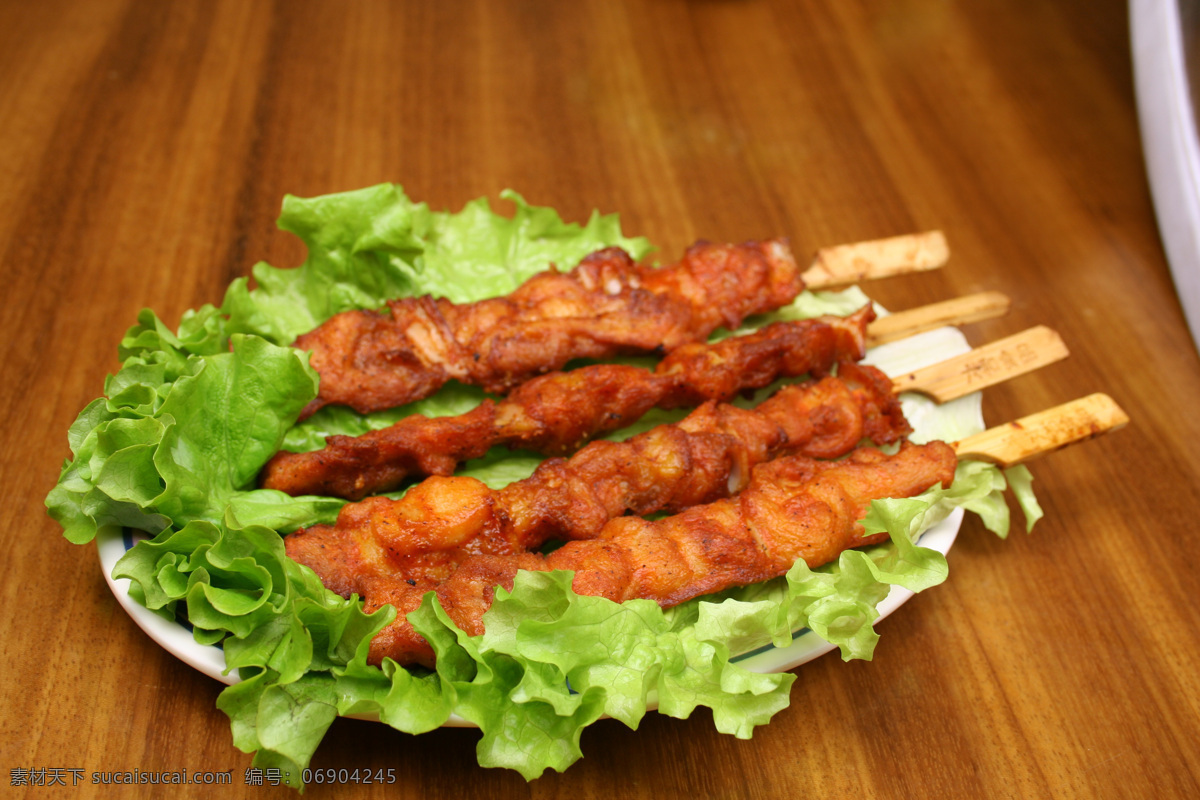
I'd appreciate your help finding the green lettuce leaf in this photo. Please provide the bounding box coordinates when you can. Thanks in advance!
[47,183,1041,787]
[221,184,653,345]
[107,452,1024,783]
[47,329,336,544]
[47,185,651,542]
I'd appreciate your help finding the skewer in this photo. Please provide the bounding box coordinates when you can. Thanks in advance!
[295,369,1130,670]
[890,325,1069,402]
[358,395,1131,667]
[298,230,953,419]
[289,332,1083,578]
[264,306,1055,500]
[865,291,1011,347]
[802,231,949,289]
[953,393,1130,467]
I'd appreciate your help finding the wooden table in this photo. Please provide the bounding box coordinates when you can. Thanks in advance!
[4,1,1199,797]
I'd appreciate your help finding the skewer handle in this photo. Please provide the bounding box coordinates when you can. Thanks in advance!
[890,325,1070,403]
[866,291,1011,347]
[953,393,1130,467]
[803,231,949,289]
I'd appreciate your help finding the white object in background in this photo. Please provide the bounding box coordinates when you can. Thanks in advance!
[1132,0,1200,351]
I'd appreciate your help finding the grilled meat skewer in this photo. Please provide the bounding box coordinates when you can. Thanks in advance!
[296,240,803,419]
[264,307,874,500]
[285,362,908,611]
[360,440,955,666]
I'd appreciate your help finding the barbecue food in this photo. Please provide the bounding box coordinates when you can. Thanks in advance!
[358,439,956,666]
[285,363,910,630]
[263,306,875,499]
[294,240,803,418]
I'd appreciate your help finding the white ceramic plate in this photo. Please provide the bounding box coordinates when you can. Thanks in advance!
[97,322,980,722]
[1131,0,1200,352]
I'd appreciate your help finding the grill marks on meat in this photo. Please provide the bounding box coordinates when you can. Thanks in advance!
[284,363,913,664]
[294,240,803,418]
[262,307,874,500]
[360,440,956,666]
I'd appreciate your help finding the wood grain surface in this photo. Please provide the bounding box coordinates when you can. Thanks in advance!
[4,1,1199,798]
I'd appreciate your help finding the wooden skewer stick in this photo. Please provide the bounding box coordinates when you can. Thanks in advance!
[802,230,949,289]
[890,326,1070,403]
[952,393,1130,467]
[866,291,1011,347]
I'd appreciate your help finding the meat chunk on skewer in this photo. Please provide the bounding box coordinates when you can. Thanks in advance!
[294,240,803,418]
[362,440,956,666]
[285,363,910,620]
[262,306,874,500]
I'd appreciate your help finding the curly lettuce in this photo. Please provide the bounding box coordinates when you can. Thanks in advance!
[46,184,1040,788]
